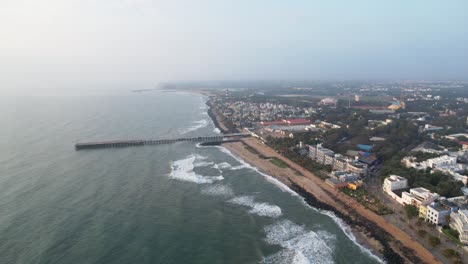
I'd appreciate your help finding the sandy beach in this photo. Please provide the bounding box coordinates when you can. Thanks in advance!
[221,138,441,264]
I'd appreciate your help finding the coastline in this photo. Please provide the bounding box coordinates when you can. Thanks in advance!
[203,95,441,264]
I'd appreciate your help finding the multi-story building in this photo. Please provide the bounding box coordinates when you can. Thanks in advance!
[401,187,439,207]
[347,160,368,176]
[426,202,452,226]
[383,175,408,203]
[308,144,368,176]
[450,209,468,245]
[383,175,408,193]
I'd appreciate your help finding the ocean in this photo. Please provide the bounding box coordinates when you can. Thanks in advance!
[0,92,383,264]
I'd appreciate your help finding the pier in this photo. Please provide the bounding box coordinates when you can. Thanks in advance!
[75,133,250,150]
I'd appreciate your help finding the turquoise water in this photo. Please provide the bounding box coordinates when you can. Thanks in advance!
[0,92,382,264]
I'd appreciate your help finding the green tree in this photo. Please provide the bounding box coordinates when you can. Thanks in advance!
[404,204,418,219]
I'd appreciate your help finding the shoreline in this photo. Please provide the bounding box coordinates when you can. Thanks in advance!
[203,95,441,264]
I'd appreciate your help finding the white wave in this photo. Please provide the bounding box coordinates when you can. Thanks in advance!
[180,119,209,134]
[201,184,235,197]
[216,162,232,169]
[194,161,215,167]
[169,155,223,184]
[263,220,335,264]
[216,146,384,263]
[213,127,221,134]
[228,196,282,218]
[216,147,297,195]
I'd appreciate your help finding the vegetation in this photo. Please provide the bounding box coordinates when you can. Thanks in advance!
[441,248,458,258]
[269,157,288,168]
[442,227,463,246]
[244,145,260,155]
[379,154,463,198]
[404,204,418,219]
[417,229,427,238]
[341,188,392,215]
[427,235,441,248]
[411,151,440,162]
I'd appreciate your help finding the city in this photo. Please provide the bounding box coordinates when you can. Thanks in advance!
[184,80,468,264]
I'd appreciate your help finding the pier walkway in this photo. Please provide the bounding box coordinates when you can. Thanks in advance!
[75,133,250,150]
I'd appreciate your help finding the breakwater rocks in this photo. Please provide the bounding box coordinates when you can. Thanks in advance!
[289,182,422,264]
[206,102,228,134]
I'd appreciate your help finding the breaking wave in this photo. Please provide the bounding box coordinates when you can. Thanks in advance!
[216,146,384,263]
[262,220,335,264]
[169,154,223,184]
[180,119,209,134]
[228,196,282,218]
[201,184,235,197]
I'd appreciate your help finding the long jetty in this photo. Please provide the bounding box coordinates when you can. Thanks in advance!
[75,133,250,150]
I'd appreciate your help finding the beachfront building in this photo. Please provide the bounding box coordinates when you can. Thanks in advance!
[308,144,368,176]
[401,187,440,207]
[383,175,408,204]
[308,144,335,165]
[426,202,452,226]
[450,210,468,245]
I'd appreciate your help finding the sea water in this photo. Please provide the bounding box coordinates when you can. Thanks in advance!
[0,92,382,264]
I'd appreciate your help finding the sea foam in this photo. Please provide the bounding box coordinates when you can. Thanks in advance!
[201,184,235,197]
[262,220,335,264]
[216,146,384,263]
[228,196,282,218]
[169,155,223,184]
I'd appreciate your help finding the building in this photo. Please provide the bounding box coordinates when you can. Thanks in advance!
[330,171,360,182]
[450,210,468,245]
[426,202,452,226]
[411,141,443,154]
[402,155,458,171]
[401,187,439,207]
[308,144,368,175]
[423,124,444,132]
[308,144,335,165]
[383,175,408,203]
[383,175,408,192]
[346,160,368,175]
[319,98,337,106]
[402,155,467,184]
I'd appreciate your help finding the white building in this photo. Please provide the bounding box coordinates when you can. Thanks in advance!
[308,144,368,175]
[401,187,439,206]
[402,155,467,184]
[383,175,408,192]
[426,202,452,226]
[450,210,468,245]
[383,175,408,203]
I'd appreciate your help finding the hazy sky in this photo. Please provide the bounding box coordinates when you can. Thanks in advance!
[1,0,467,95]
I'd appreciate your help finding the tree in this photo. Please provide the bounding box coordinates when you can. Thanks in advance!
[404,204,418,219]
[417,229,427,238]
[441,248,456,258]
[427,235,441,248]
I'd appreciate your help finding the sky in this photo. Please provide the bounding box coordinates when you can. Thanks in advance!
[1,0,467,95]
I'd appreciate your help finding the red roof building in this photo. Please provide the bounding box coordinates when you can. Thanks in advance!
[260,119,311,126]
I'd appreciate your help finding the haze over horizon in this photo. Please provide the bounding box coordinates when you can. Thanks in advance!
[1,0,467,96]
